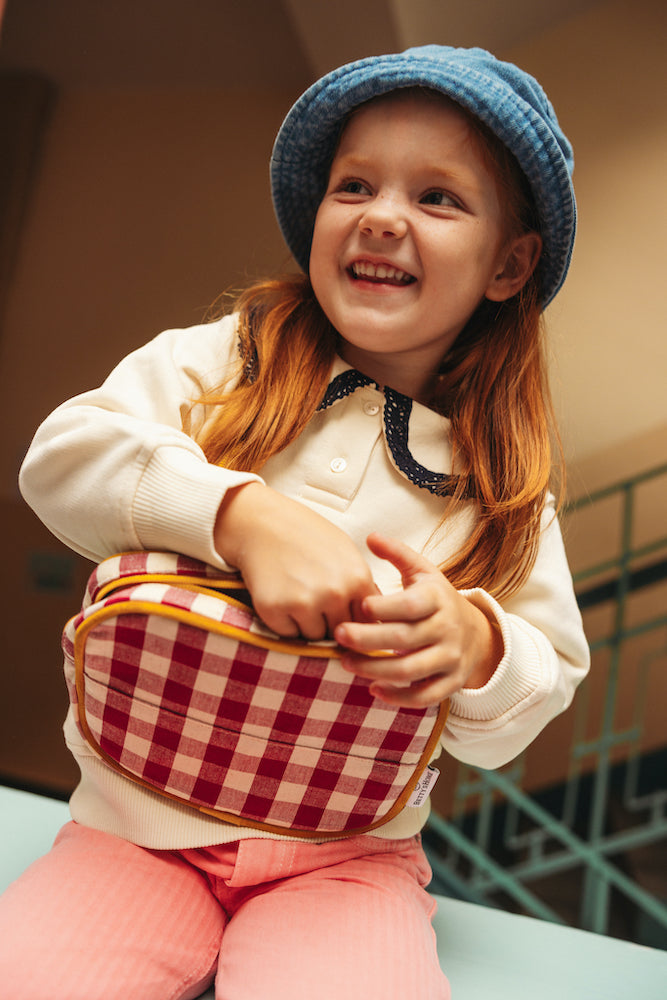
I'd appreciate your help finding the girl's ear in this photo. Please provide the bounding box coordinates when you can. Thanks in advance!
[485,231,543,302]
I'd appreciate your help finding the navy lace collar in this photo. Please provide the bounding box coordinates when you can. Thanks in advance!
[317,368,461,497]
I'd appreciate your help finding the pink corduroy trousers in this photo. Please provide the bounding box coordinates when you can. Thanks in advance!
[0,821,450,1000]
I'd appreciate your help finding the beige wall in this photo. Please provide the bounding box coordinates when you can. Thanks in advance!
[505,0,667,479]
[0,85,299,495]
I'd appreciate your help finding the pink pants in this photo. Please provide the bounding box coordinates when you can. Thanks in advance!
[0,821,450,1000]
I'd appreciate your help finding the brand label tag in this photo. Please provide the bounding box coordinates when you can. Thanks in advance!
[408,765,440,807]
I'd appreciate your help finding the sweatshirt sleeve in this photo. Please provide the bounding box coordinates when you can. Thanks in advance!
[442,502,590,769]
[19,315,262,568]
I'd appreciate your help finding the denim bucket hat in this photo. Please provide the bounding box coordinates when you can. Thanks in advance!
[271,45,575,306]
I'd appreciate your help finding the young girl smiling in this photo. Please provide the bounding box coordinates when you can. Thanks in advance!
[3,45,588,1000]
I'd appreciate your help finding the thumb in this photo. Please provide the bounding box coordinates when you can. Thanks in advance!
[366,532,437,587]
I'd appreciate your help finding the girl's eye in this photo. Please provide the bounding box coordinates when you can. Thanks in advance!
[338,179,371,196]
[420,190,459,208]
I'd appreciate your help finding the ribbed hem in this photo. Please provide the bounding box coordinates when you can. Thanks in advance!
[66,751,431,850]
[132,446,261,570]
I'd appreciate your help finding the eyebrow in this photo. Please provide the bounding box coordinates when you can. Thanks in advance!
[331,153,478,190]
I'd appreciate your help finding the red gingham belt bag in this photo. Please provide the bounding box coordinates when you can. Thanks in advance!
[62,551,448,838]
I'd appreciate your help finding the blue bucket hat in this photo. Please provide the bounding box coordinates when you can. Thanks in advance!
[271,45,575,306]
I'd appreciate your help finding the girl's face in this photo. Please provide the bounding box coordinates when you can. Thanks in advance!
[309,91,527,402]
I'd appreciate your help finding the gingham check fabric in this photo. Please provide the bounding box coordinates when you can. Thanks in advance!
[62,553,446,836]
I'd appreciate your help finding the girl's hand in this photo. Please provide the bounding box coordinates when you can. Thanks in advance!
[334,532,504,708]
[214,482,376,640]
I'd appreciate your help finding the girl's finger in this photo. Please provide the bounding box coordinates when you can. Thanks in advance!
[335,616,437,655]
[366,532,439,585]
[360,584,442,624]
[341,645,453,687]
[370,673,452,709]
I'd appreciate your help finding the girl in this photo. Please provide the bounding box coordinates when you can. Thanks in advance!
[2,45,588,1000]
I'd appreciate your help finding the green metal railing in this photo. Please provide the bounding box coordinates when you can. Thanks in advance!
[425,463,667,942]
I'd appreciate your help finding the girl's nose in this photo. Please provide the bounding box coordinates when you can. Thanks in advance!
[358,195,408,240]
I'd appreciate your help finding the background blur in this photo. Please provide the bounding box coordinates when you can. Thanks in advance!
[0,0,665,892]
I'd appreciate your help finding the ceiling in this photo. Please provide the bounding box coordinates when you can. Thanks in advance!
[1,0,605,91]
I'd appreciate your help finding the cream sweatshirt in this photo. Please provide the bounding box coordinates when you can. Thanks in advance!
[19,315,589,848]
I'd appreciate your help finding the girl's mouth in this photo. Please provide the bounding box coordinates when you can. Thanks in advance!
[349,261,416,285]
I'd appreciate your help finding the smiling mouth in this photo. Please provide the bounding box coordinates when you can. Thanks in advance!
[349,261,416,285]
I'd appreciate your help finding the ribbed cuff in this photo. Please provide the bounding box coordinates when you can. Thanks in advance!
[449,588,543,724]
[132,445,262,570]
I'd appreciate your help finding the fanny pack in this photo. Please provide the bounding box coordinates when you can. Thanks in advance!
[62,551,448,838]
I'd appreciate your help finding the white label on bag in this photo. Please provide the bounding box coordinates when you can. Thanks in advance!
[408,766,440,807]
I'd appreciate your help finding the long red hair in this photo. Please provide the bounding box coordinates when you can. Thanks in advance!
[196,97,563,599]
[198,278,337,473]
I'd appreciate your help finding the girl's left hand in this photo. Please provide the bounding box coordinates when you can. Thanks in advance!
[334,532,504,708]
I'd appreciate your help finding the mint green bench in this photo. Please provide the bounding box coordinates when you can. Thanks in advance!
[1,785,665,998]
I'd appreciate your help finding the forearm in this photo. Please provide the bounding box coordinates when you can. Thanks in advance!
[20,408,261,565]
[19,317,259,565]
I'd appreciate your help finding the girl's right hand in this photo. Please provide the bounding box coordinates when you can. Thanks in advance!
[214,482,376,640]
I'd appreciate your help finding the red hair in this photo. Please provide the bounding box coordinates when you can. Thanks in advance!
[197,276,337,473]
[432,284,563,596]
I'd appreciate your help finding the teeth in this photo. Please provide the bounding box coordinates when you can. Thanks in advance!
[352,261,413,284]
